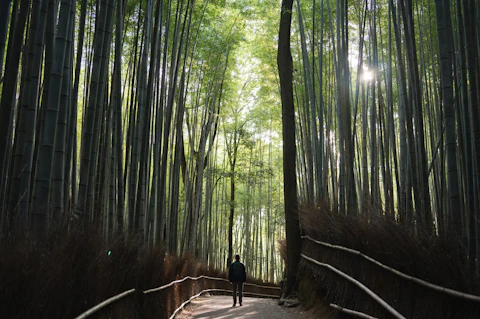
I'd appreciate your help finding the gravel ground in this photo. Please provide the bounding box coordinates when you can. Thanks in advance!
[174,295,330,319]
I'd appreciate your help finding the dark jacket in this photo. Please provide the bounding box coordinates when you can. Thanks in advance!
[229,260,246,283]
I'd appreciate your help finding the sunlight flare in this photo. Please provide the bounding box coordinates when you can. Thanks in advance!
[361,69,374,82]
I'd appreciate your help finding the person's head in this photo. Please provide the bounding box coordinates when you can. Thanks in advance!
[235,254,240,261]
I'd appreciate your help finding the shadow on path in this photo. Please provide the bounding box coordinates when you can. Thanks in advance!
[175,295,302,319]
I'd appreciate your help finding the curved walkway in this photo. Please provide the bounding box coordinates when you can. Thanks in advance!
[174,295,306,319]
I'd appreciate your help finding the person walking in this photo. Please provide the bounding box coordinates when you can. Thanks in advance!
[229,254,246,306]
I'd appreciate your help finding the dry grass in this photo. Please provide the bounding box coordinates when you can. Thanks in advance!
[0,227,278,319]
[289,204,480,319]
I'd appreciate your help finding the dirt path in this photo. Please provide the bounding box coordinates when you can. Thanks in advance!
[174,295,308,319]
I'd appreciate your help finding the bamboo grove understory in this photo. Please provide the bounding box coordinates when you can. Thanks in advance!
[0,0,479,282]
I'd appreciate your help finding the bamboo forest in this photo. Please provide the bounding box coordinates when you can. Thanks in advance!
[1,0,480,317]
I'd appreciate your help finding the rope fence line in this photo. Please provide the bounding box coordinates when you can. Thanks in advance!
[144,275,280,294]
[143,275,201,294]
[301,253,407,319]
[168,289,219,319]
[329,304,378,319]
[242,291,280,298]
[195,275,281,290]
[73,289,136,319]
[74,274,280,319]
[302,236,480,303]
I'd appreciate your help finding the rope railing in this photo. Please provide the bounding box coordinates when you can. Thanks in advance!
[143,275,203,294]
[195,275,281,290]
[330,304,377,319]
[302,236,480,302]
[301,253,406,319]
[168,289,223,319]
[143,275,280,294]
[242,291,281,298]
[74,274,280,319]
[73,289,136,319]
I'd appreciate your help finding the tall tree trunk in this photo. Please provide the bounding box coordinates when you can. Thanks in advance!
[8,0,48,230]
[31,0,73,234]
[52,3,74,224]
[77,0,110,225]
[0,0,12,78]
[156,0,183,244]
[462,0,480,273]
[88,0,114,226]
[0,0,30,200]
[227,165,235,267]
[399,0,432,230]
[435,0,460,237]
[113,0,124,233]
[278,0,302,297]
[68,0,88,218]
[370,0,379,211]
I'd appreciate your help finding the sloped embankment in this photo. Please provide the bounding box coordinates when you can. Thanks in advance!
[294,205,480,319]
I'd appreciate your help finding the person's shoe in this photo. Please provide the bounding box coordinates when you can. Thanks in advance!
[232,303,236,307]
[240,302,242,306]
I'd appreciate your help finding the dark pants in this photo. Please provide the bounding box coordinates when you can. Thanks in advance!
[232,281,243,304]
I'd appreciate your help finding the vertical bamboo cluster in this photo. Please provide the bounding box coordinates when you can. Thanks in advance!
[0,0,287,282]
[291,0,480,272]
[0,0,234,248]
